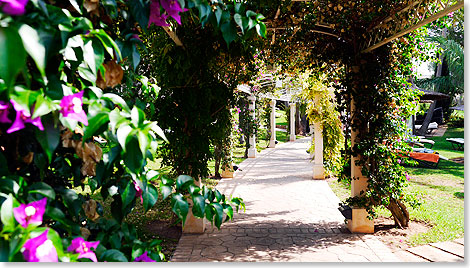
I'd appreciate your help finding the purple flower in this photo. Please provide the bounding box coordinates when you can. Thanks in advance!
[148,0,170,27]
[67,237,100,262]
[60,91,88,126]
[13,197,47,228]
[160,0,187,25]
[448,12,454,18]
[0,101,11,123]
[134,251,156,262]
[7,99,44,133]
[397,159,401,164]
[0,0,28,16]
[405,173,411,181]
[22,229,58,262]
[419,42,423,46]
[133,181,143,204]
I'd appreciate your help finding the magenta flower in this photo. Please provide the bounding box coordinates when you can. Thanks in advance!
[7,99,44,133]
[160,0,187,25]
[148,0,170,27]
[397,159,401,164]
[0,101,11,123]
[67,237,100,262]
[134,251,156,262]
[405,173,411,181]
[60,91,88,126]
[133,181,144,204]
[22,229,58,262]
[448,12,454,18]
[0,0,29,16]
[13,197,47,228]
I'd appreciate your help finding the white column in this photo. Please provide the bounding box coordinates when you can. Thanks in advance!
[268,99,277,148]
[247,95,257,158]
[312,96,324,179]
[289,102,296,141]
[183,178,206,233]
[347,97,374,233]
[309,124,314,159]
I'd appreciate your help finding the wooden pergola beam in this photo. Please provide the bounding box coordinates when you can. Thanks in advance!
[362,0,463,53]
[163,26,184,47]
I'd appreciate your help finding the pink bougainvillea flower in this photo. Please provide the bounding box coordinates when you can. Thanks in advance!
[0,0,28,16]
[13,197,47,228]
[134,251,156,262]
[133,180,144,204]
[60,91,88,126]
[405,173,411,181]
[67,237,100,262]
[7,99,44,133]
[0,101,11,123]
[148,0,170,27]
[22,229,58,262]
[160,0,187,25]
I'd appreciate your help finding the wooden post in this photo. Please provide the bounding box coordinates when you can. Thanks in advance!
[269,99,277,148]
[348,97,374,233]
[247,95,257,158]
[289,102,296,141]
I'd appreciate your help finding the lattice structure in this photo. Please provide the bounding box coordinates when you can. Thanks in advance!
[361,0,463,52]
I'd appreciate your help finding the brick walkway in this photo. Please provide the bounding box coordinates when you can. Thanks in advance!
[171,137,399,262]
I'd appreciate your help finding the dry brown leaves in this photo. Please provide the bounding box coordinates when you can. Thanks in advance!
[83,0,100,16]
[96,60,124,89]
[82,199,100,222]
[61,128,103,176]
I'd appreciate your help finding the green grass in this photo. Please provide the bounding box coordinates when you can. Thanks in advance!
[275,109,287,126]
[327,126,464,246]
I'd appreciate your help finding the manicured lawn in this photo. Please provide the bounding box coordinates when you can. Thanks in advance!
[327,126,464,246]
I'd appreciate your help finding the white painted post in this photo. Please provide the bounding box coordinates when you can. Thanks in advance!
[309,124,314,159]
[183,178,206,233]
[269,99,277,148]
[247,95,257,158]
[347,97,374,234]
[289,102,296,141]
[312,96,324,179]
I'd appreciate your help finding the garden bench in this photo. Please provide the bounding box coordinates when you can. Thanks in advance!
[446,138,464,151]
[408,148,448,169]
[415,122,438,134]
[407,136,435,149]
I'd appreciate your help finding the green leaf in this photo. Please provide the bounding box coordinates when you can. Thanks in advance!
[100,249,128,262]
[31,94,53,119]
[142,184,158,211]
[233,14,244,34]
[116,124,132,150]
[221,21,238,46]
[0,239,9,262]
[59,188,81,217]
[160,184,172,200]
[215,7,223,26]
[212,203,224,228]
[256,13,265,21]
[1,195,16,232]
[83,112,110,141]
[35,115,60,163]
[146,170,160,181]
[45,206,65,221]
[93,29,121,60]
[176,175,193,190]
[204,204,214,222]
[246,10,257,17]
[150,122,167,142]
[28,182,55,199]
[223,204,233,221]
[121,181,136,208]
[214,189,222,202]
[109,233,121,249]
[131,45,140,70]
[102,93,130,112]
[18,24,50,78]
[256,22,267,38]
[0,178,19,195]
[171,193,189,224]
[128,0,149,33]
[137,131,149,158]
[0,27,26,90]
[10,86,39,113]
[124,137,143,173]
[131,106,145,127]
[191,194,205,218]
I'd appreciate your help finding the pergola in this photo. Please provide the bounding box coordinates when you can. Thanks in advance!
[182,0,463,234]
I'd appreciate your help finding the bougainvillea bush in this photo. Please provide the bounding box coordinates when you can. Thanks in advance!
[0,0,266,262]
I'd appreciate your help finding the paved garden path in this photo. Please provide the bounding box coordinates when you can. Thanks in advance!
[171,137,399,262]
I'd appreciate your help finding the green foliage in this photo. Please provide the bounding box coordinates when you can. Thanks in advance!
[302,78,344,176]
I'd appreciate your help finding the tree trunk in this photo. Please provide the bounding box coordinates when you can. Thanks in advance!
[416,100,436,136]
[387,197,409,228]
[213,144,221,178]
